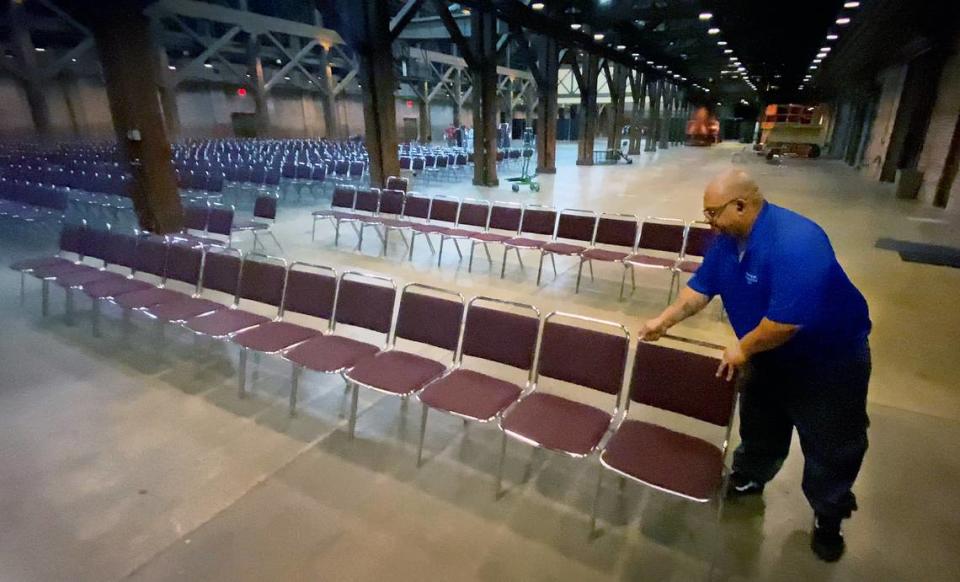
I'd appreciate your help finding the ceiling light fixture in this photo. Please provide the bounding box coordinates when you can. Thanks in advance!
[531,2,545,9]
[817,52,827,58]
[813,59,822,63]
[724,49,733,54]
[593,33,605,41]
[699,12,713,21]
[827,33,839,40]
[707,27,720,35]
[616,44,626,50]
[821,47,832,52]
[836,17,850,25]
[570,23,582,30]
[843,1,860,8]
[809,65,818,70]
[717,41,727,46]
[204,63,213,68]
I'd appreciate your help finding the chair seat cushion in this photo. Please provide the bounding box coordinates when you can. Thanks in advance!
[503,237,546,249]
[233,321,320,353]
[602,420,723,502]
[30,262,95,279]
[114,287,189,310]
[676,260,701,274]
[284,334,381,373]
[232,220,269,231]
[313,209,355,220]
[55,269,123,288]
[443,228,479,238]
[379,218,408,228]
[542,242,587,255]
[145,297,226,323]
[84,277,154,299]
[345,350,446,395]
[470,232,511,242]
[582,248,629,262]
[410,224,454,235]
[185,308,270,337]
[10,256,72,272]
[419,369,522,422]
[624,254,677,269]
[501,392,611,456]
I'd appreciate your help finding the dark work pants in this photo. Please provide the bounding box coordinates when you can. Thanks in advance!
[732,341,871,521]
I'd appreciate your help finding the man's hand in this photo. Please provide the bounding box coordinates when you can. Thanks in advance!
[639,317,667,341]
[717,343,747,381]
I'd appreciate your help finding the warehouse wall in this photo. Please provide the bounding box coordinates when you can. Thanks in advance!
[917,34,960,211]
[861,65,908,181]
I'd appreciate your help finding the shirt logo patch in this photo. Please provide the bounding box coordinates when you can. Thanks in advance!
[745,272,759,285]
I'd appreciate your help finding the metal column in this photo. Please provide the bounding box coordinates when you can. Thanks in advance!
[628,70,646,155]
[645,80,661,152]
[575,54,600,166]
[534,35,558,174]
[9,0,51,137]
[606,63,627,151]
[471,9,499,187]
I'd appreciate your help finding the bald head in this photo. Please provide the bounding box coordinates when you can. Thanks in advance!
[704,169,763,206]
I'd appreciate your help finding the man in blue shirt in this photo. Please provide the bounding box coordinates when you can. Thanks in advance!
[640,169,871,562]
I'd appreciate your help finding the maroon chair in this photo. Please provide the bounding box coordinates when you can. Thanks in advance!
[575,213,640,297]
[142,246,242,325]
[417,297,540,466]
[497,312,630,496]
[11,222,89,305]
[184,252,287,342]
[677,221,716,276]
[360,188,404,255]
[500,205,557,279]
[623,218,686,302]
[343,283,465,439]
[407,194,459,261]
[204,203,235,246]
[282,271,397,416]
[536,209,598,286]
[391,192,431,259]
[312,184,357,241]
[385,175,409,192]
[232,194,282,253]
[437,198,491,266]
[335,187,381,250]
[176,204,210,243]
[232,262,337,398]
[115,240,204,313]
[467,201,522,273]
[594,340,736,532]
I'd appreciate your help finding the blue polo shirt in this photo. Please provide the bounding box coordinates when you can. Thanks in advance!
[688,202,870,358]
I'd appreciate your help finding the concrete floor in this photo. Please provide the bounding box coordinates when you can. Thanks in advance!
[1,142,959,581]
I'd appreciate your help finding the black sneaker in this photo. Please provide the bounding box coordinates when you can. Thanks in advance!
[726,472,765,498]
[811,516,845,562]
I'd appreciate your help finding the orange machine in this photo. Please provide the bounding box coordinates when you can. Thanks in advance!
[686,107,720,146]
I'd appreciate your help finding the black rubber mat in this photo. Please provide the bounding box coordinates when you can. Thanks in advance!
[875,238,960,268]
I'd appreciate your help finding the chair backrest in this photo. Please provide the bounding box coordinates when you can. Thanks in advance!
[392,284,464,351]
[385,175,408,192]
[554,209,598,243]
[104,230,140,269]
[200,247,243,295]
[594,213,639,248]
[134,234,168,277]
[456,199,491,229]
[535,313,630,398]
[629,342,735,426]
[354,188,380,214]
[295,164,312,179]
[460,297,540,374]
[183,204,209,232]
[402,193,431,220]
[237,253,287,308]
[59,223,87,256]
[331,272,397,334]
[253,195,278,221]
[379,189,405,216]
[520,205,558,236]
[310,164,326,181]
[165,241,204,288]
[637,218,686,254]
[207,204,235,236]
[428,194,459,224]
[331,185,356,210]
[282,262,337,321]
[488,202,523,233]
[682,222,717,259]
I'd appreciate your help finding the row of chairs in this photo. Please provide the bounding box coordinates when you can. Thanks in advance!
[12,225,737,535]
[313,185,716,301]
[178,195,282,252]
[0,180,66,225]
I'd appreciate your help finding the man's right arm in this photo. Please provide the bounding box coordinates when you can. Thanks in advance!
[639,286,712,340]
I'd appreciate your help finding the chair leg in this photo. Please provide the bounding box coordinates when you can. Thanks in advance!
[619,266,627,301]
[550,253,557,276]
[348,382,360,439]
[589,260,594,281]
[575,259,585,293]
[483,243,492,262]
[334,221,341,246]
[19,272,25,306]
[437,237,446,266]
[91,298,101,337]
[515,247,524,269]
[495,431,508,498]
[591,464,604,535]
[452,239,463,259]
[382,228,390,256]
[468,241,476,272]
[536,251,546,285]
[41,279,50,317]
[238,347,248,398]
[408,234,417,261]
[267,231,284,254]
[500,247,509,279]
[417,405,429,467]
[289,363,301,416]
[64,288,75,325]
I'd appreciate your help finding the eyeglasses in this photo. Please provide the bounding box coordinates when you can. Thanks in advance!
[703,199,740,221]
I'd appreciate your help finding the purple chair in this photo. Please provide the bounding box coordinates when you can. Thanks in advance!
[575,213,640,297]
[385,175,409,192]
[115,240,204,313]
[437,198,491,267]
[499,204,557,279]
[312,185,357,241]
[623,218,686,302]
[417,296,540,466]
[407,194,459,261]
[594,340,736,532]
[232,195,282,253]
[335,187,380,250]
[536,209,598,286]
[142,246,241,325]
[382,192,428,258]
[370,188,406,256]
[466,202,523,273]
[183,252,286,341]
[497,312,630,497]
[10,222,90,304]
[282,271,397,416]
[232,262,338,398]
[343,283,465,439]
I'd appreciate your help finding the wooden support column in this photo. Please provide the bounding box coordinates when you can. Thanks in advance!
[9,0,51,137]
[659,83,673,150]
[534,36,558,174]
[645,80,661,152]
[934,111,960,208]
[471,9,499,186]
[451,70,463,126]
[418,81,432,143]
[340,0,400,187]
[246,35,270,137]
[154,47,181,139]
[84,2,182,233]
[628,70,646,155]
[575,54,600,166]
[606,63,628,150]
[319,46,340,138]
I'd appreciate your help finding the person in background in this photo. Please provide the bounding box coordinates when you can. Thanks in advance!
[640,169,872,562]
